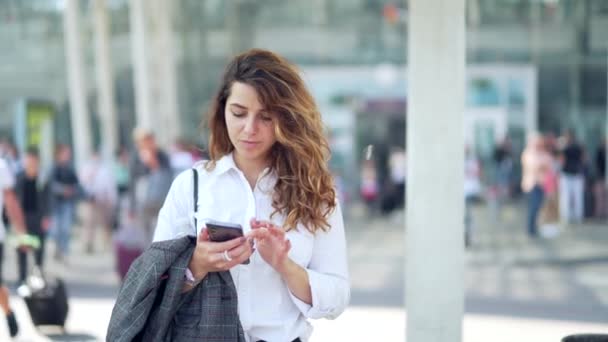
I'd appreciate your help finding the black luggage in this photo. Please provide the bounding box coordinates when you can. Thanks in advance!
[24,278,69,327]
[18,266,69,329]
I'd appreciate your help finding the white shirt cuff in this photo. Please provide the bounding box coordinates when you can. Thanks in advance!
[288,268,349,320]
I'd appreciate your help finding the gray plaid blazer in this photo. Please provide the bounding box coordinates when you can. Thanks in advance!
[107,236,245,341]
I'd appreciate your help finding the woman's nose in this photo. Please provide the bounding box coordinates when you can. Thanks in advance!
[243,116,257,134]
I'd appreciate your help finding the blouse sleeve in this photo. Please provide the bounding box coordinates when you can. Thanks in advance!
[288,201,350,319]
[153,169,195,242]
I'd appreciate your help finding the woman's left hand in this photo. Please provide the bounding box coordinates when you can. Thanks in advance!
[250,218,292,273]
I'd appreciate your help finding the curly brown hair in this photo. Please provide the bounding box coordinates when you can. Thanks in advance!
[204,49,336,233]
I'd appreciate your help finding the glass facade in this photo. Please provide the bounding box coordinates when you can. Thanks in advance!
[0,0,606,152]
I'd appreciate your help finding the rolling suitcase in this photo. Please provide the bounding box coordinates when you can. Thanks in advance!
[115,242,143,281]
[113,212,147,281]
[18,266,69,329]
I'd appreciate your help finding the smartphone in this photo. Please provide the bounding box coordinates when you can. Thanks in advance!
[205,220,250,264]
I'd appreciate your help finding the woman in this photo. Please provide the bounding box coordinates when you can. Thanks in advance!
[153,49,350,341]
[521,133,551,237]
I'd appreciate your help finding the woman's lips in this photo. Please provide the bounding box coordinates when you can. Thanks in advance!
[241,140,260,149]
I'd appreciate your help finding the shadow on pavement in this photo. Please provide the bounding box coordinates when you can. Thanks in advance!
[465,295,608,325]
[7,280,119,300]
[351,287,404,307]
[64,281,119,299]
[45,333,99,341]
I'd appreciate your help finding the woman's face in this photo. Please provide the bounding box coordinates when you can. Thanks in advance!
[224,82,277,166]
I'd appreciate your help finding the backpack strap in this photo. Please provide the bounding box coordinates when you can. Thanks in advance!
[192,168,199,236]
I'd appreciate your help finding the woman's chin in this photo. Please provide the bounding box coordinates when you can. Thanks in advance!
[235,149,269,163]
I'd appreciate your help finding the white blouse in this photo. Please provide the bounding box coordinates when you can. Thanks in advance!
[153,154,350,342]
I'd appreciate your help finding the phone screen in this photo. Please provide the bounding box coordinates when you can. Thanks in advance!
[206,220,244,242]
[205,220,249,264]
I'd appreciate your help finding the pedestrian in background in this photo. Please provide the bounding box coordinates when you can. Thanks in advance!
[130,129,172,244]
[48,144,80,262]
[559,130,585,224]
[79,149,117,253]
[113,147,131,231]
[492,137,514,217]
[0,157,26,284]
[593,137,607,219]
[136,146,172,244]
[539,140,560,238]
[0,153,25,339]
[1,141,22,231]
[464,145,482,247]
[521,133,551,238]
[130,128,170,199]
[169,138,195,177]
[360,159,379,216]
[0,286,18,338]
[13,148,51,284]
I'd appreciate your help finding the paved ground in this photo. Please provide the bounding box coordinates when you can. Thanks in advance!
[0,200,607,341]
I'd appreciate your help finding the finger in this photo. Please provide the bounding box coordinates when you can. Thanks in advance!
[232,244,255,265]
[226,240,252,258]
[246,229,269,240]
[283,239,292,254]
[267,226,286,239]
[207,236,247,253]
[220,247,252,270]
[198,228,210,242]
[250,221,267,230]
[209,251,228,267]
[251,218,272,229]
[250,217,262,228]
[252,219,273,228]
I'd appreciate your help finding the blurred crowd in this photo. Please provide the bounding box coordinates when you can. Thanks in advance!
[0,128,606,279]
[357,131,607,243]
[0,129,205,283]
[520,131,607,238]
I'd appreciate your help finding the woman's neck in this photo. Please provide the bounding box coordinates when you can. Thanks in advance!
[233,154,270,189]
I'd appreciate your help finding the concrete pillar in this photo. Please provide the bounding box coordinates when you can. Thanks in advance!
[64,0,92,169]
[528,68,539,136]
[530,2,541,63]
[406,1,465,342]
[529,2,540,136]
[130,0,153,132]
[149,0,180,147]
[570,0,584,137]
[129,0,180,147]
[93,0,118,159]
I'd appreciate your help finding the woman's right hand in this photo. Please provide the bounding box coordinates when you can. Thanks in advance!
[188,228,255,280]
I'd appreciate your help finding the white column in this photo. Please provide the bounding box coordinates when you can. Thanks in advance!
[93,0,118,160]
[130,0,152,131]
[528,68,539,136]
[64,0,92,169]
[129,0,180,147]
[570,1,584,137]
[528,2,541,136]
[406,1,465,342]
[151,0,180,147]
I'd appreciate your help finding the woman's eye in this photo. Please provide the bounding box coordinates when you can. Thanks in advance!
[261,115,273,122]
[232,111,245,117]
